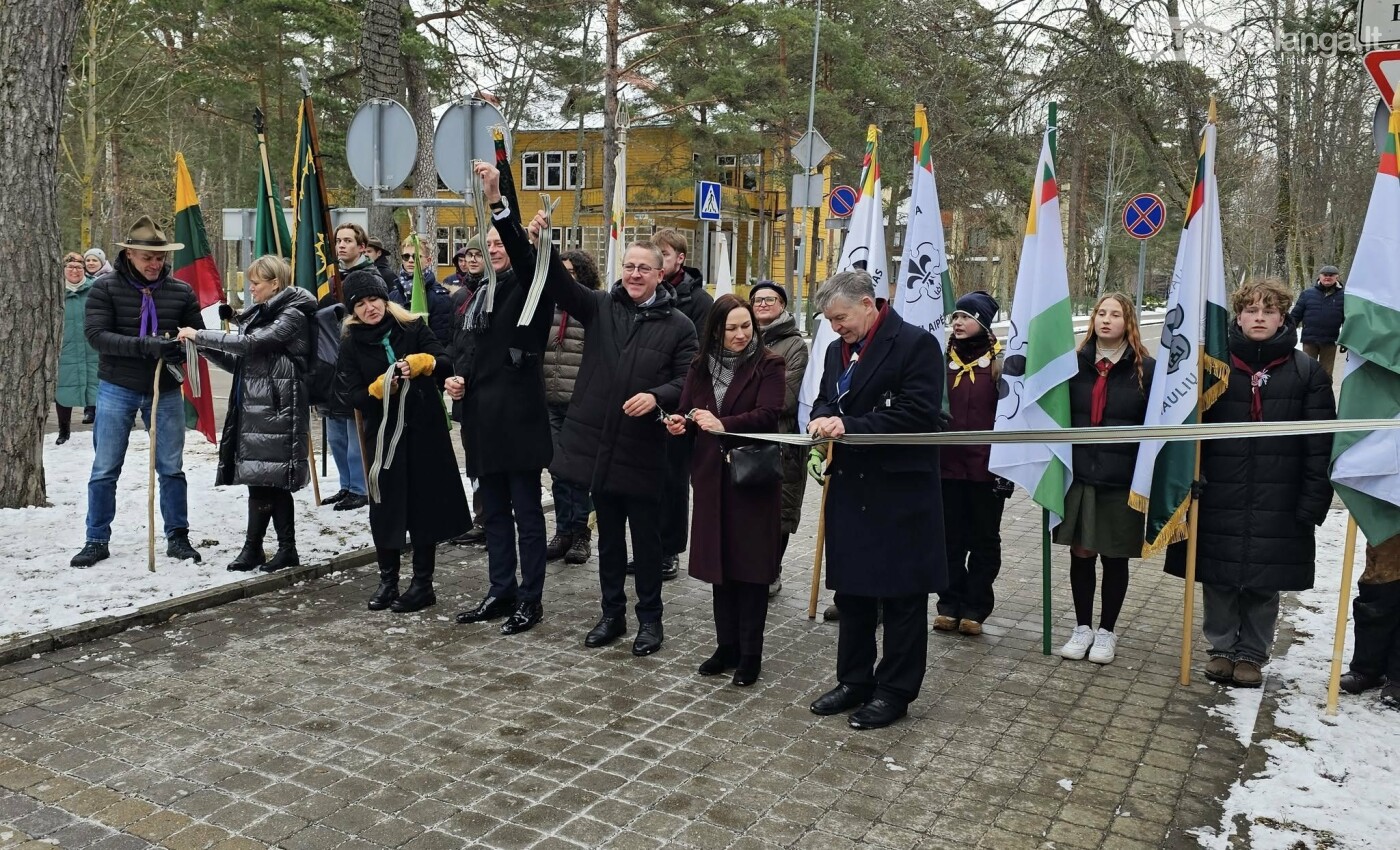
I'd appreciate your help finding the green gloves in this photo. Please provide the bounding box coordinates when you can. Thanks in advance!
[807,447,827,485]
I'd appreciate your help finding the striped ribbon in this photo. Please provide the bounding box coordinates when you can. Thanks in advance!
[742,418,1400,447]
[519,193,559,327]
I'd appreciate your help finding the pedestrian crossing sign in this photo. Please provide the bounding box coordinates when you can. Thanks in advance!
[696,181,722,221]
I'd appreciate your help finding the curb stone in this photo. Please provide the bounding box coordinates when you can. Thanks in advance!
[0,547,376,667]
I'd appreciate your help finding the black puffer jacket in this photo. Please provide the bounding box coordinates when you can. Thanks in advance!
[84,251,204,394]
[498,219,697,498]
[1167,321,1336,591]
[1288,282,1345,345]
[665,265,712,332]
[759,311,810,534]
[1066,346,1155,488]
[544,308,587,406]
[196,287,317,490]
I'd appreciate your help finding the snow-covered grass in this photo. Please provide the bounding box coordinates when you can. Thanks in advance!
[0,430,373,644]
[1197,509,1400,849]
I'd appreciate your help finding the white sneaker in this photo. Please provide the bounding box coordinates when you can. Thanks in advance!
[1087,628,1118,664]
[1059,625,1094,660]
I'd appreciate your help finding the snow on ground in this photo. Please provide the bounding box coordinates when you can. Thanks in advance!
[0,430,374,644]
[1197,509,1400,849]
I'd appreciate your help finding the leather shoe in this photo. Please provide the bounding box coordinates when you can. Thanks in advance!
[500,600,543,635]
[660,554,679,581]
[584,615,627,648]
[455,594,517,624]
[451,526,487,546]
[321,488,349,505]
[334,493,368,511]
[632,621,664,656]
[809,684,870,716]
[848,698,908,730]
[1339,670,1385,695]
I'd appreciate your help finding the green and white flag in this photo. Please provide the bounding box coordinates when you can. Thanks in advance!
[894,104,950,345]
[1331,100,1400,547]
[988,130,1076,526]
[798,124,885,431]
[1129,109,1231,554]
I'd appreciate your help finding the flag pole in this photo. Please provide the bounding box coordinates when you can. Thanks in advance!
[253,107,285,258]
[1326,516,1360,715]
[1179,99,1217,686]
[1041,100,1058,656]
[807,443,833,619]
[148,357,162,573]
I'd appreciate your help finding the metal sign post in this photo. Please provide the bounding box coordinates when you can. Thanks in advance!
[1122,192,1165,312]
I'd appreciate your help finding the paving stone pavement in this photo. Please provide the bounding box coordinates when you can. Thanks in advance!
[0,486,1255,850]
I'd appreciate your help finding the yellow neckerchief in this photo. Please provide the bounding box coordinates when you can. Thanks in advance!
[948,338,1002,387]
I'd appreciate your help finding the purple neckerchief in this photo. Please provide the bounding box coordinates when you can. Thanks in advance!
[125,269,162,337]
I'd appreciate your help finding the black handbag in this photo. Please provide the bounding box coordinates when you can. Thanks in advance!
[725,442,783,488]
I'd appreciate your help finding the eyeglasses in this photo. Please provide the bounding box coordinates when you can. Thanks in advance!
[65,263,84,270]
[752,296,780,306]
[401,253,414,261]
[622,264,656,275]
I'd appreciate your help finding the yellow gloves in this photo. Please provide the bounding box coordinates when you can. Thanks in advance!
[405,353,436,378]
[368,374,391,399]
[807,447,828,485]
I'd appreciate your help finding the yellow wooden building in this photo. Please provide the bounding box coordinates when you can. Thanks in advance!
[418,123,836,298]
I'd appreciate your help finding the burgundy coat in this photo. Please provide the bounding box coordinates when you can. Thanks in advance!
[677,351,786,585]
[939,348,998,482]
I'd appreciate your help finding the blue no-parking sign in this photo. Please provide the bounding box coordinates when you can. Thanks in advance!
[1122,193,1166,240]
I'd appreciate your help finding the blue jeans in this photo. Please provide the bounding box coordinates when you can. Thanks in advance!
[546,403,592,532]
[85,380,188,543]
[324,416,366,497]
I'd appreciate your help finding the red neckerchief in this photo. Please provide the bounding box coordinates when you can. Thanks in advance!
[840,301,890,369]
[1230,352,1290,421]
[1090,358,1113,426]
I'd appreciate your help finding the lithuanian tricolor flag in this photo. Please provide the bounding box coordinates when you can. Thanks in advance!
[173,152,220,444]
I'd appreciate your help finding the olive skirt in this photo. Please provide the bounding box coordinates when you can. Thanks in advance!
[1051,481,1145,558]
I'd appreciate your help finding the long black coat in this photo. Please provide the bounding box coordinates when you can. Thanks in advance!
[85,251,204,394]
[197,286,316,490]
[678,352,786,586]
[811,306,947,597]
[333,316,469,550]
[496,217,697,498]
[452,263,555,477]
[1166,322,1336,591]
[1066,346,1155,488]
[759,311,810,534]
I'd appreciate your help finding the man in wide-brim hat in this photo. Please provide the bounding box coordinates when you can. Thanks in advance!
[71,215,207,568]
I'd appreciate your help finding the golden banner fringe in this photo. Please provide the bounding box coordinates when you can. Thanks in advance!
[1200,354,1230,412]
[1135,494,1191,559]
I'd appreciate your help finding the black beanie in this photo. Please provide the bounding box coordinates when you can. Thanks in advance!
[749,279,788,305]
[343,269,389,310]
[952,290,998,333]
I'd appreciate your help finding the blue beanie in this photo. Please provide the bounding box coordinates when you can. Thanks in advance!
[952,290,998,332]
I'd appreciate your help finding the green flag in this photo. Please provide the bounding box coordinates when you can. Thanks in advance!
[291,95,334,300]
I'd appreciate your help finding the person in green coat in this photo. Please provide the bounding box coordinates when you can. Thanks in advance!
[56,252,99,444]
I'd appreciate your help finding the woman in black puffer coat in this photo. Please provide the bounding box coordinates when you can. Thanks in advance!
[179,255,316,573]
[1167,278,1335,688]
[1054,293,1156,665]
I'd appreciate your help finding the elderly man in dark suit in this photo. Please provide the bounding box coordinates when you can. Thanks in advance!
[805,269,947,730]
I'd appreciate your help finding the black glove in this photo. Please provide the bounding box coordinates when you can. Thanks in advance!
[217,303,236,322]
[934,409,952,432]
[992,477,1014,499]
[155,337,185,365]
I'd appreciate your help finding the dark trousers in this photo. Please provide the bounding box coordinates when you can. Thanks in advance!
[546,404,592,533]
[594,490,663,623]
[713,581,770,656]
[660,437,691,557]
[55,403,95,434]
[834,592,929,705]
[938,479,1004,622]
[1350,579,1400,680]
[477,470,548,603]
